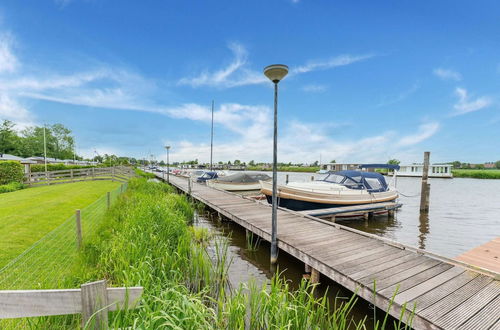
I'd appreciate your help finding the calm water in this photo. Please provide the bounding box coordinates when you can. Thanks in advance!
[247,171,500,258]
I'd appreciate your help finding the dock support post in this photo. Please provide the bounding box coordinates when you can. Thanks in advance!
[285,174,289,184]
[388,209,395,218]
[311,175,314,181]
[331,215,336,223]
[420,151,431,213]
[304,264,311,273]
[310,268,320,284]
[363,213,369,221]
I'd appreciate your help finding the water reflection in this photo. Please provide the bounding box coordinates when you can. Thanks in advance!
[418,212,430,250]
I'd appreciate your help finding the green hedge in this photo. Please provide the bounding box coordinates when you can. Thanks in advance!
[0,182,26,194]
[30,164,105,172]
[0,161,24,185]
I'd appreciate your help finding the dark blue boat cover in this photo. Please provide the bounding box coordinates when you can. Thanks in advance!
[324,170,390,192]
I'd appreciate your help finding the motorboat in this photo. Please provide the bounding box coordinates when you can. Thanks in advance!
[196,171,218,183]
[207,172,271,191]
[260,164,400,211]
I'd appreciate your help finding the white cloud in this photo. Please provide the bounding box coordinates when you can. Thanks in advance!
[375,83,419,108]
[178,43,373,89]
[302,84,327,93]
[0,33,18,73]
[433,68,462,81]
[453,87,492,115]
[178,43,267,88]
[292,54,373,74]
[0,93,34,128]
[397,122,440,147]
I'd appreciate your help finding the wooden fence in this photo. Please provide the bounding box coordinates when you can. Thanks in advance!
[0,280,142,329]
[25,166,135,186]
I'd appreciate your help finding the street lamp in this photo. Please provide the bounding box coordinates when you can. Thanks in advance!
[263,64,288,265]
[165,145,171,183]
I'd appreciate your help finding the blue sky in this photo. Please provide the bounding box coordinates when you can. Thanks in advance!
[0,1,499,164]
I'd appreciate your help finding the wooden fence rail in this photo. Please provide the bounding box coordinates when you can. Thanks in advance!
[25,166,135,186]
[0,280,143,329]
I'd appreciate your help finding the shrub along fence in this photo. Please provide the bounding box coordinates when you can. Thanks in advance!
[25,166,135,186]
[0,161,24,185]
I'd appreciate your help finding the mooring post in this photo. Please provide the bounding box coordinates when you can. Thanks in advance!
[420,151,431,213]
[285,174,289,184]
[106,192,111,210]
[81,280,109,329]
[75,209,82,250]
[311,175,314,181]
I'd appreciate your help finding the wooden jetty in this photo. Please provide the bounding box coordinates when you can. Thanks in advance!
[156,173,500,330]
[457,237,500,274]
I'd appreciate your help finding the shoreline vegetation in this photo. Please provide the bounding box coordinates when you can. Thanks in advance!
[9,177,400,329]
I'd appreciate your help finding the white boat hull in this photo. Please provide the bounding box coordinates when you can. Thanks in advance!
[260,180,398,209]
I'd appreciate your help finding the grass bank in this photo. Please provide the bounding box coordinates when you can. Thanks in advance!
[247,165,320,173]
[22,178,373,329]
[452,169,500,179]
[0,180,120,267]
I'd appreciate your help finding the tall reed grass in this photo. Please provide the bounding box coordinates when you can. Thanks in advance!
[14,178,406,329]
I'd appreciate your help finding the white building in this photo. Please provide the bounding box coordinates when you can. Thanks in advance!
[398,164,453,178]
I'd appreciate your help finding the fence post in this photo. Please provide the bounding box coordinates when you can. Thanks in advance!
[71,169,74,182]
[188,179,192,198]
[111,167,115,182]
[107,192,111,210]
[92,167,95,181]
[81,280,109,329]
[75,209,82,250]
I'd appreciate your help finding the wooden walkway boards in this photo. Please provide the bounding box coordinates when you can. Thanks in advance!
[160,174,500,330]
[457,237,500,274]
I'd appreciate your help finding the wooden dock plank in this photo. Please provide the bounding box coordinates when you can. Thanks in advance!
[434,280,500,329]
[418,275,493,319]
[159,173,499,330]
[393,266,465,305]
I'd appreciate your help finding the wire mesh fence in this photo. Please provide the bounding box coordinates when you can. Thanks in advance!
[0,183,127,290]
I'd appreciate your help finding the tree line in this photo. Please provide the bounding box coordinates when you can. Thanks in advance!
[0,120,76,160]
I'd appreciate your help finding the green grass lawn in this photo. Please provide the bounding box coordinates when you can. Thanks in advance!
[452,169,500,179]
[0,180,120,268]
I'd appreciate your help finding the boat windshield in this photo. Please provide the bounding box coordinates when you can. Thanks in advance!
[324,173,344,184]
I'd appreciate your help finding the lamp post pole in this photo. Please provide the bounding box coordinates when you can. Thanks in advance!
[264,64,288,265]
[165,146,171,183]
[210,100,214,172]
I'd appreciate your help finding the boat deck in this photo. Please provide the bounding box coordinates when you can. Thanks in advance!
[158,173,500,330]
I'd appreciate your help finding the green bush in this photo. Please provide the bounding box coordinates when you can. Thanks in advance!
[30,164,104,172]
[0,182,26,194]
[0,161,24,185]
